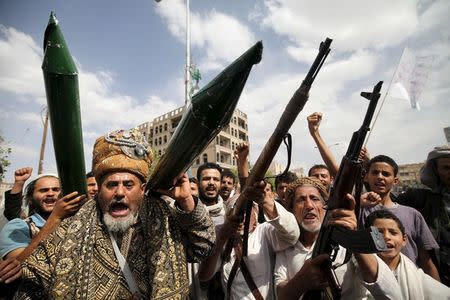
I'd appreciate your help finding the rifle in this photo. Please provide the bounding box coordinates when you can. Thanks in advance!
[304,81,387,300]
[225,37,332,264]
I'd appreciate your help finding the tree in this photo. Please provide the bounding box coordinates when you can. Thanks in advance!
[0,134,12,181]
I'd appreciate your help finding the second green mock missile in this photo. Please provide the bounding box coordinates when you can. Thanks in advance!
[147,41,263,190]
[42,12,87,196]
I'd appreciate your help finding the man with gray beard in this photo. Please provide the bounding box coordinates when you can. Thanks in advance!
[274,177,402,299]
[16,129,215,299]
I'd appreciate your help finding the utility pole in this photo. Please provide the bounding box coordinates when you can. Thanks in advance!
[38,108,49,174]
[185,0,191,105]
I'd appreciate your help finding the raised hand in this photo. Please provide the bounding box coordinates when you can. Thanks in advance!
[328,193,357,230]
[360,191,382,208]
[234,142,249,162]
[50,191,86,220]
[11,167,33,194]
[307,112,323,135]
[157,173,195,212]
[14,167,33,183]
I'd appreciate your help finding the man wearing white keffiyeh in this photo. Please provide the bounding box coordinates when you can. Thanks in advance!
[366,209,450,299]
[189,162,227,300]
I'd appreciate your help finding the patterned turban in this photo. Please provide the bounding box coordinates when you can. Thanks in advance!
[285,177,329,210]
[92,128,153,183]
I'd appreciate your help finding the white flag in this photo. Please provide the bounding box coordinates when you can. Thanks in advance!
[388,47,434,111]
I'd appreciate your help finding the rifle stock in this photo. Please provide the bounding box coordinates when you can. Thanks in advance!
[304,81,386,300]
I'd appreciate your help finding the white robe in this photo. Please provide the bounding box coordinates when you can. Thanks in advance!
[214,201,300,300]
[395,253,450,300]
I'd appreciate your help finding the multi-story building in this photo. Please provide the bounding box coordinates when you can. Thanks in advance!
[394,162,425,193]
[137,106,249,177]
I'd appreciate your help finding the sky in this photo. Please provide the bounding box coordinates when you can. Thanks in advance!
[0,0,449,183]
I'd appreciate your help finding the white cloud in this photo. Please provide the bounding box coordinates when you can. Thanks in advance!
[155,0,256,72]
[0,25,181,181]
[0,26,45,99]
[8,142,38,159]
[417,0,450,36]
[257,0,418,52]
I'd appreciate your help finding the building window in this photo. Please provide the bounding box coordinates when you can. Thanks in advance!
[155,127,158,134]
[154,139,158,146]
[196,158,200,165]
[164,135,167,143]
[203,153,208,163]
[159,125,163,132]
[164,123,168,131]
[159,137,162,144]
[220,155,224,163]
[232,142,235,150]
[158,150,161,156]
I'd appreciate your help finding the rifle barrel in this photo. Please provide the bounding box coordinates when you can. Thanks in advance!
[232,37,332,217]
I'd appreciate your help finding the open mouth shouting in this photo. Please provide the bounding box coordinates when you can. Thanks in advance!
[42,197,57,209]
[109,202,130,218]
[303,212,318,224]
[372,181,386,192]
[205,185,217,197]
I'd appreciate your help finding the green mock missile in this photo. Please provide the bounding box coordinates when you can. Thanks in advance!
[42,12,87,196]
[148,41,263,190]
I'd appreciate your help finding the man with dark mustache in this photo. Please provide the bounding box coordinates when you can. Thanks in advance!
[197,162,226,226]
[219,169,236,202]
[190,162,226,300]
[15,129,216,299]
[0,171,85,296]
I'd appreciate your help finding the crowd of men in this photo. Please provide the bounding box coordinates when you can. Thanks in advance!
[0,113,449,299]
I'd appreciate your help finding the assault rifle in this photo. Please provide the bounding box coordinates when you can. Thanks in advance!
[304,81,387,300]
[226,37,333,263]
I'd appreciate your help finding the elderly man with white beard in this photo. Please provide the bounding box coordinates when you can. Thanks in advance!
[274,177,402,300]
[15,129,215,299]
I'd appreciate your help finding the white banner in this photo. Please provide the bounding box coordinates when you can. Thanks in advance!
[388,47,434,111]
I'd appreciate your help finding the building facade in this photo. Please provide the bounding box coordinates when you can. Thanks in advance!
[137,106,249,177]
[394,162,426,193]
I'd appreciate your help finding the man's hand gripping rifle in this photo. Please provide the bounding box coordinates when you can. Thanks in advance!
[304,81,387,300]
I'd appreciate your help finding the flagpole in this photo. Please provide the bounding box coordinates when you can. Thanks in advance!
[364,48,406,148]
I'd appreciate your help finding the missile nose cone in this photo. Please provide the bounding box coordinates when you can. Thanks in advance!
[42,11,77,75]
[191,41,263,129]
[48,11,58,26]
[252,41,263,64]
[147,41,263,190]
